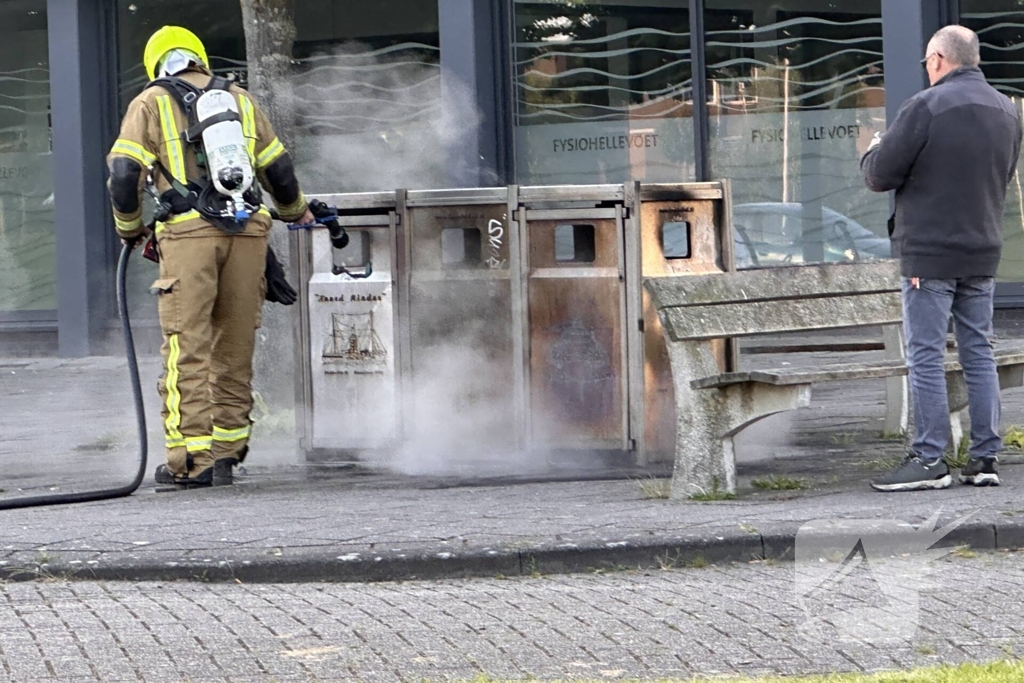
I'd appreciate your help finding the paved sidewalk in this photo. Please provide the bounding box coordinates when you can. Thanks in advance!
[4,343,1024,583]
[3,555,1023,682]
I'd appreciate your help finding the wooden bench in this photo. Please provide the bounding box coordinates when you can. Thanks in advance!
[644,260,1024,498]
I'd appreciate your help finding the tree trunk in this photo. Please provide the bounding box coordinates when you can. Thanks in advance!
[240,0,299,439]
[240,0,297,147]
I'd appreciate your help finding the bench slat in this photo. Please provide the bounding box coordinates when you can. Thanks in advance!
[692,347,1024,390]
[662,292,902,341]
[645,260,900,310]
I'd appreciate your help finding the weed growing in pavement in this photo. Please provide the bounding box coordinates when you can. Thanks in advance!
[656,550,682,570]
[951,547,978,560]
[635,476,671,500]
[751,475,808,491]
[881,430,905,441]
[830,433,856,445]
[685,555,709,569]
[915,644,937,656]
[943,434,970,470]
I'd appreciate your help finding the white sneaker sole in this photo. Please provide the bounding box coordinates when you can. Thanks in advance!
[871,474,953,492]
[960,472,1000,487]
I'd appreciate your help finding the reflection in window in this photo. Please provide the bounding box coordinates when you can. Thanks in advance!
[662,221,690,259]
[513,1,694,185]
[0,1,54,313]
[555,224,596,263]
[962,5,1024,284]
[705,1,889,268]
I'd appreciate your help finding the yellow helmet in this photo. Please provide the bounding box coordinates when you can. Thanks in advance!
[144,26,209,81]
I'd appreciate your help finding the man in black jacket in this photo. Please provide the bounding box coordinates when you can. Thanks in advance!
[861,25,1022,492]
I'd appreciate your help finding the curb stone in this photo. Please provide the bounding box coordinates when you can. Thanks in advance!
[2,521,1021,584]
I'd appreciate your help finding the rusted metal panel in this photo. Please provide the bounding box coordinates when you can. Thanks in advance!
[527,216,626,450]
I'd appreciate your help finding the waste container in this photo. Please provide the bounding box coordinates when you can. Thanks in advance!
[399,189,519,458]
[296,192,401,459]
[518,185,630,453]
[295,182,733,468]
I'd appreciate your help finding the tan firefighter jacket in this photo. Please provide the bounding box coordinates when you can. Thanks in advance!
[106,67,308,240]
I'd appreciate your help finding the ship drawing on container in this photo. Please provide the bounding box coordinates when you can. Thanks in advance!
[322,312,388,372]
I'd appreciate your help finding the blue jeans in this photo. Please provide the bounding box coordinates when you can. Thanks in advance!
[902,277,1002,462]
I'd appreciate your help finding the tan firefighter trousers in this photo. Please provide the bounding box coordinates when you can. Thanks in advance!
[151,232,268,477]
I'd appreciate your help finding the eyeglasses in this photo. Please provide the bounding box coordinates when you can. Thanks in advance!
[921,51,944,65]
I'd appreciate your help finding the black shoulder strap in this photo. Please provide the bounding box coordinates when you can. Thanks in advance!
[146,77,203,122]
[205,75,232,93]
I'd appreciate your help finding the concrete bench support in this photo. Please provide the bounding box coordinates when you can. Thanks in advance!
[668,339,809,499]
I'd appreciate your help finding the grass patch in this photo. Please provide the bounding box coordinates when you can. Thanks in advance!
[751,475,808,491]
[689,477,736,502]
[458,658,1024,681]
[1004,425,1024,450]
[635,476,671,500]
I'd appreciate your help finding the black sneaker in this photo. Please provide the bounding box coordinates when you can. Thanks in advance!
[959,456,1000,487]
[870,454,952,492]
[154,464,212,489]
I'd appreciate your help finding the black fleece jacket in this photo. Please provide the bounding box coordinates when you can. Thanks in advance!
[861,67,1022,279]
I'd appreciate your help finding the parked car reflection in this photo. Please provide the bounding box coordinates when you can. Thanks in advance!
[732,203,891,269]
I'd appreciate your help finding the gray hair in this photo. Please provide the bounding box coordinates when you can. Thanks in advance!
[930,25,981,67]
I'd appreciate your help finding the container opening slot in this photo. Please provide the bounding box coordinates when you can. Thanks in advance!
[554,224,596,263]
[662,221,691,260]
[441,228,483,267]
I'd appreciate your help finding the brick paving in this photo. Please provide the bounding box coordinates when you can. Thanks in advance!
[2,552,1022,682]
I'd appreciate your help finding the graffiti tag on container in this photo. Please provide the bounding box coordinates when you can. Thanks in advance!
[485,218,507,270]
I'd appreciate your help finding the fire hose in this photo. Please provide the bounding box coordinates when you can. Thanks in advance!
[0,243,148,510]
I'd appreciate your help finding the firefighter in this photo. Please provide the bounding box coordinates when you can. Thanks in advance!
[107,26,313,488]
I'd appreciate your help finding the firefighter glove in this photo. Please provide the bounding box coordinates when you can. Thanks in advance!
[265,245,297,306]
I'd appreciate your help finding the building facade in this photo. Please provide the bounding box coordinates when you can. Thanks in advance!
[2,0,1021,356]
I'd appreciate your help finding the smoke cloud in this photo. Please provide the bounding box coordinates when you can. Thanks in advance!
[288,41,483,193]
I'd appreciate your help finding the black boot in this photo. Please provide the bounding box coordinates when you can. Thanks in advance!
[154,464,213,488]
[213,458,238,487]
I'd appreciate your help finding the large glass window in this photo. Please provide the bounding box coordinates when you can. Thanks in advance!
[706,1,887,269]
[513,0,694,185]
[0,0,53,313]
[961,2,1024,284]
